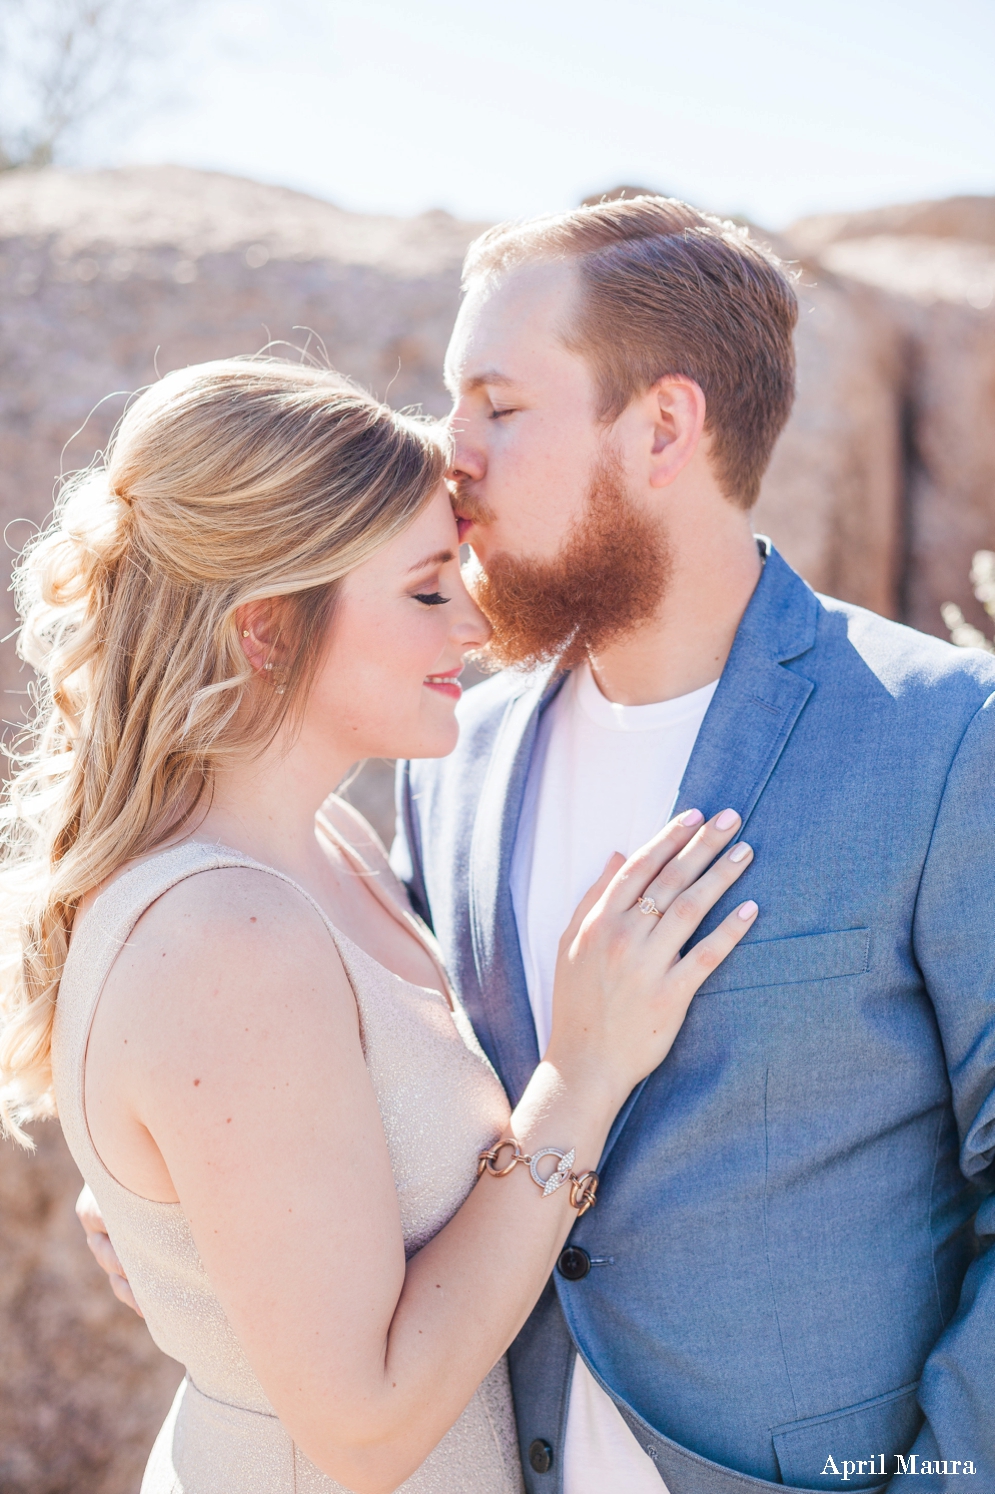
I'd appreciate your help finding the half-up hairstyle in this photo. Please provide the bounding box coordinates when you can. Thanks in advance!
[0,357,447,1140]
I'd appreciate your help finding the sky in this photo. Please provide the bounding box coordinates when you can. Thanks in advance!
[91,0,994,229]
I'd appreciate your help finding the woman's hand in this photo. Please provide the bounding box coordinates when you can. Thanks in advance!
[547,808,757,1105]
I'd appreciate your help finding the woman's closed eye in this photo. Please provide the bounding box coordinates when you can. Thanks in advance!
[413,591,450,607]
[489,406,517,420]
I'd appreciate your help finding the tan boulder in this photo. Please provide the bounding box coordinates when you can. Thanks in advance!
[754,264,907,619]
[787,194,995,256]
[0,1123,182,1493]
[800,228,995,638]
[0,163,487,721]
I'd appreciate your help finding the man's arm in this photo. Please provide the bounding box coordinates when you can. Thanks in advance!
[75,1184,143,1316]
[909,690,995,1485]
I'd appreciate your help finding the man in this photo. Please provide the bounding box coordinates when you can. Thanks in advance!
[83,197,995,1493]
[390,198,995,1492]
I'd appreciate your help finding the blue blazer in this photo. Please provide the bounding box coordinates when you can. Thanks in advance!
[392,545,995,1493]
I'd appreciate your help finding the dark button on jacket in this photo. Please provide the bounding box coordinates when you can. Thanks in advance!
[557,1245,591,1281]
[528,1438,554,1474]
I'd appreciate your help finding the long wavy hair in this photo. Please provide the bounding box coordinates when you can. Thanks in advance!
[0,357,447,1141]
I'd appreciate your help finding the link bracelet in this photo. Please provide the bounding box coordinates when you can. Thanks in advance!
[477,1139,599,1216]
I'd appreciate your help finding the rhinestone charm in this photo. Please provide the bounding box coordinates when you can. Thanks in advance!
[477,1138,599,1214]
[529,1146,576,1196]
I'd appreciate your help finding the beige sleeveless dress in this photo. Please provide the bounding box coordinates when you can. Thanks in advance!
[51,825,525,1494]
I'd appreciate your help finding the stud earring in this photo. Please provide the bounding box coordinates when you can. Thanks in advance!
[242,629,250,638]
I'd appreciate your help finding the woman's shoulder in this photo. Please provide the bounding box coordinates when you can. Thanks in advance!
[136,858,331,946]
[79,843,324,941]
[95,857,344,1000]
[90,860,360,1061]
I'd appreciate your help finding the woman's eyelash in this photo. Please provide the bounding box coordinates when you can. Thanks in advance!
[413,591,450,607]
[489,407,515,419]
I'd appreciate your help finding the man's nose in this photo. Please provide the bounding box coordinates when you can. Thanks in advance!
[447,407,485,482]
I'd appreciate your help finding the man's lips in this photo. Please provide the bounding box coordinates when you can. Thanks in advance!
[455,515,473,542]
[423,667,463,700]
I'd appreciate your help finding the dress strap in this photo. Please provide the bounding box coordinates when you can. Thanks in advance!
[52,840,341,1196]
[315,807,457,1012]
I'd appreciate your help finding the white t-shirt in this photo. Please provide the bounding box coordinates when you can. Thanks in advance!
[510,661,718,1494]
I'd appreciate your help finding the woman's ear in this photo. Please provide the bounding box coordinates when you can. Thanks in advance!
[648,376,707,489]
[234,599,283,676]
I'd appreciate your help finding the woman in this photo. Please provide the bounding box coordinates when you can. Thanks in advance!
[0,359,757,1494]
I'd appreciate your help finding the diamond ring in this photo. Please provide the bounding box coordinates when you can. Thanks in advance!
[636,895,663,918]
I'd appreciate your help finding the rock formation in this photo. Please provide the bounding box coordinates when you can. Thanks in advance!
[1,165,994,1492]
[0,1122,183,1493]
[783,195,995,637]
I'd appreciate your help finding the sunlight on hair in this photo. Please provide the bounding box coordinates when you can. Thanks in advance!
[0,355,447,1142]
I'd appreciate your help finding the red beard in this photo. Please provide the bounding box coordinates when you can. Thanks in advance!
[462,457,672,673]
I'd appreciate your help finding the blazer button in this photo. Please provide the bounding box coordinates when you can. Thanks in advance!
[557,1245,591,1281]
[529,1439,554,1474]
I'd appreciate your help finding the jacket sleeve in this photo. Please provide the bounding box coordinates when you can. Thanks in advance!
[388,758,433,929]
[909,691,995,1485]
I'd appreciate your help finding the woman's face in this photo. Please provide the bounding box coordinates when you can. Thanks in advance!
[307,486,490,763]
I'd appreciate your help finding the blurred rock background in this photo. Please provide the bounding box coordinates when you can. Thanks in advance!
[1,166,993,1492]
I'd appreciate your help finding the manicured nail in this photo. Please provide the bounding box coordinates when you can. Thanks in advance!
[716,808,739,831]
[729,843,752,863]
[737,900,758,920]
[680,808,704,827]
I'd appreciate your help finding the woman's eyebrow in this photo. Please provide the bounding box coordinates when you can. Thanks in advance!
[406,549,455,573]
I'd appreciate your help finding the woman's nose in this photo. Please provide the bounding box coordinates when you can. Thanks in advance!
[452,589,491,649]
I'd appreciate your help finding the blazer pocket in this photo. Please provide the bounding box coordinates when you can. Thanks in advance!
[701,927,870,995]
[772,1381,921,1490]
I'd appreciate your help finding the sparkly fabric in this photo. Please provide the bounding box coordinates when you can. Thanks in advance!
[52,826,523,1494]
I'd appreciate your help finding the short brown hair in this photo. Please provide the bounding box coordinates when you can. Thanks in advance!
[463,196,798,508]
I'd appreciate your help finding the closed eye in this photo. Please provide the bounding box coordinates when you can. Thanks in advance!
[489,407,517,419]
[413,591,450,607]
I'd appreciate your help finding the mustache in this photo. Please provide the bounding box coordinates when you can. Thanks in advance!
[448,481,495,526]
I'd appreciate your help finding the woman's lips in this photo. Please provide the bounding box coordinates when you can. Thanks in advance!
[424,669,462,700]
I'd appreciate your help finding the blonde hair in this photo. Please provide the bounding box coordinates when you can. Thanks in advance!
[0,357,447,1141]
[463,195,797,508]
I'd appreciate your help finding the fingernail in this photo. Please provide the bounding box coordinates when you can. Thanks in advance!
[729,843,751,863]
[737,900,758,920]
[716,808,739,831]
[680,808,704,827]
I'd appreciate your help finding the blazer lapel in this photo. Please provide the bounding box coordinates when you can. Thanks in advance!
[467,668,565,1104]
[600,544,820,1168]
[675,543,818,831]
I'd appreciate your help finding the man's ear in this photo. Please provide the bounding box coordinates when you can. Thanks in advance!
[647,376,707,489]
[234,599,284,676]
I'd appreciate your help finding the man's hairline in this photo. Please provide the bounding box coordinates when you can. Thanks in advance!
[443,259,602,404]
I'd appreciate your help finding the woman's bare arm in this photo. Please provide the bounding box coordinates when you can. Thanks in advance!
[89,812,755,1494]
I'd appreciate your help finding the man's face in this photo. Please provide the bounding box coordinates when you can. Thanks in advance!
[444,260,673,671]
[445,261,605,568]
